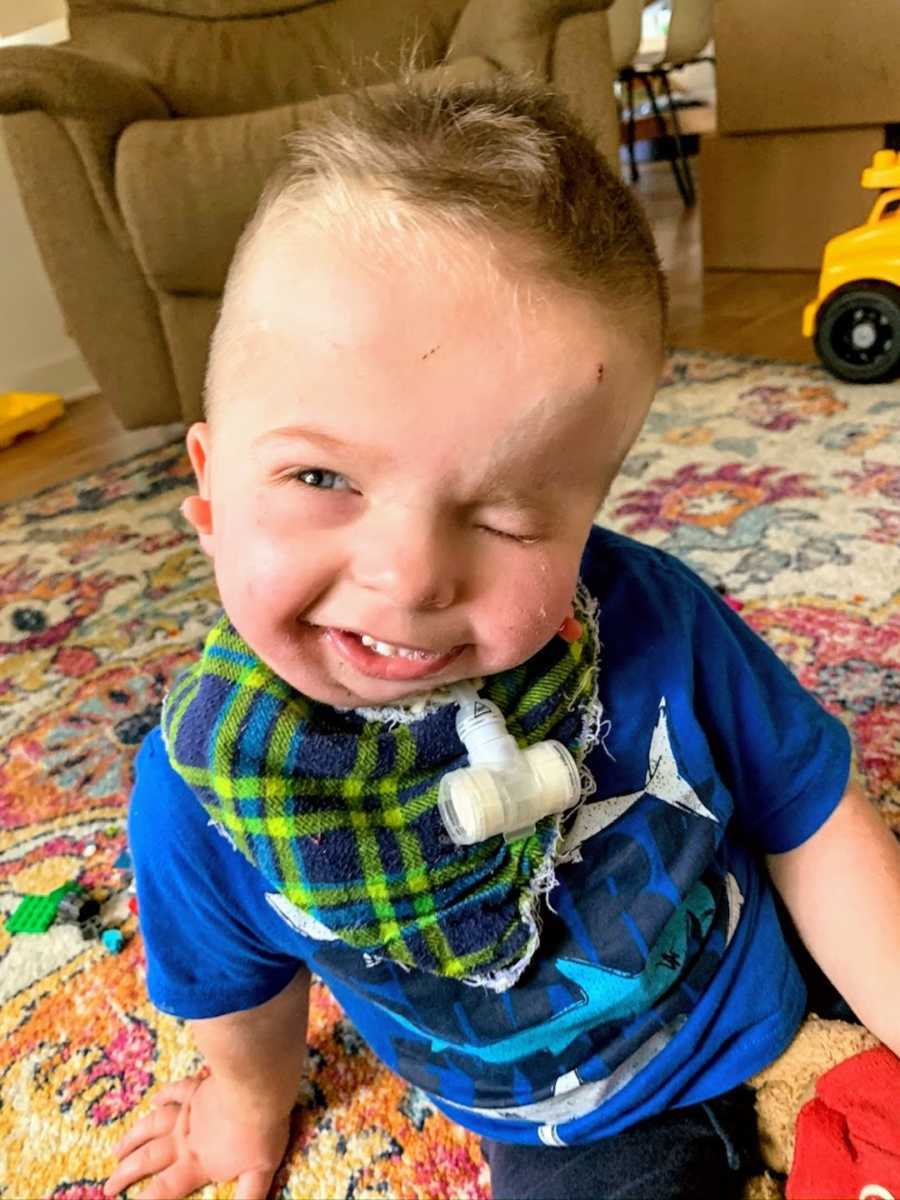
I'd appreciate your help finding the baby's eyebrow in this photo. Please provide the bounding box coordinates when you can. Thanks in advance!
[253,424,391,466]
[476,479,556,511]
[254,424,351,448]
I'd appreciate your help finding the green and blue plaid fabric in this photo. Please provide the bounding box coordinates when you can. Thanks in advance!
[162,597,598,986]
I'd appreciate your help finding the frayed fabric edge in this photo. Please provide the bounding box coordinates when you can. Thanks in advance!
[460,582,607,991]
[339,678,486,728]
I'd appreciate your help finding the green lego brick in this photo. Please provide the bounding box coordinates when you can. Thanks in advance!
[4,882,84,934]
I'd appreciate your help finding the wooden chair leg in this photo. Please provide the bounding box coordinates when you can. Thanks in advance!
[624,70,639,183]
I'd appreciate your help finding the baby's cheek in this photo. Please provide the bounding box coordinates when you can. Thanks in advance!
[478,551,577,670]
[214,516,309,622]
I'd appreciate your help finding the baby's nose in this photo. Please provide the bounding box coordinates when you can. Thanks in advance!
[350,522,457,611]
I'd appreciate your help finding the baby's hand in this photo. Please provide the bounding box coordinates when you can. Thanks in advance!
[104,1074,290,1199]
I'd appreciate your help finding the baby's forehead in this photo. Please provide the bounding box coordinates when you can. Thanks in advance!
[219,227,529,376]
[210,207,652,465]
[231,201,585,330]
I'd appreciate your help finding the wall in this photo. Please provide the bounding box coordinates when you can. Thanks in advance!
[0,0,66,38]
[0,6,96,398]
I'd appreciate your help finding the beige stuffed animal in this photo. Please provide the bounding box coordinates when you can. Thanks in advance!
[742,1014,881,1199]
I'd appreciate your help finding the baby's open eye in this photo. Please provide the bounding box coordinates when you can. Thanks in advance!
[291,468,353,492]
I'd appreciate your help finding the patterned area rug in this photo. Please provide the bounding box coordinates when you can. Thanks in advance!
[1,351,898,1199]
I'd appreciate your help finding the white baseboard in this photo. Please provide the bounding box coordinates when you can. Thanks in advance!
[65,384,100,403]
[7,354,98,401]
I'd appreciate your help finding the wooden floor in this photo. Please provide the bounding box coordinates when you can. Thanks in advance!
[640,159,819,364]
[0,160,820,507]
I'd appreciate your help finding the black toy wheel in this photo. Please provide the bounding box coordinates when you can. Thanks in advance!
[815,282,900,383]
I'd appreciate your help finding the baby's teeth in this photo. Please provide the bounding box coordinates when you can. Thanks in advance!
[359,633,437,659]
[360,634,402,657]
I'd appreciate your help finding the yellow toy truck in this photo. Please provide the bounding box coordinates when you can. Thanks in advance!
[803,149,900,383]
[0,391,63,449]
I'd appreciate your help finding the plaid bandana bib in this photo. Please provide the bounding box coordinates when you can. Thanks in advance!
[162,589,600,991]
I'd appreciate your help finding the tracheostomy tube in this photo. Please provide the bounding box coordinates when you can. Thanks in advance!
[437,682,581,845]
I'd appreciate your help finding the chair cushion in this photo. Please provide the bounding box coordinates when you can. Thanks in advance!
[115,55,501,295]
[69,0,465,117]
[71,1,326,16]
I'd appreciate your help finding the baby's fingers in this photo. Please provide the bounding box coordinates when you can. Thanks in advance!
[104,1129,175,1197]
[128,1158,208,1200]
[149,1078,202,1110]
[235,1167,275,1200]
[110,1105,179,1163]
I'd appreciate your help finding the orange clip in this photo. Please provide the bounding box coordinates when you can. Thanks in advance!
[557,615,583,643]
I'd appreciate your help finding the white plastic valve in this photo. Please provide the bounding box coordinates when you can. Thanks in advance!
[437,683,581,845]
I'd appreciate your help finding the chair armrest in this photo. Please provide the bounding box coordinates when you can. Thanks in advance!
[552,10,620,162]
[448,0,617,76]
[0,45,169,126]
[1,46,170,251]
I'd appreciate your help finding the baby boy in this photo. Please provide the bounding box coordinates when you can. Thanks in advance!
[106,76,900,1200]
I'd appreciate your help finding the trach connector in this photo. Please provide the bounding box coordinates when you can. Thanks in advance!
[437,682,581,845]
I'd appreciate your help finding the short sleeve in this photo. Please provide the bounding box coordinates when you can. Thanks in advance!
[681,567,852,855]
[128,727,304,1019]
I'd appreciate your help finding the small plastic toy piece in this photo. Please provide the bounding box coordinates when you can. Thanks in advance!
[57,893,100,926]
[5,882,84,934]
[101,929,125,954]
[113,849,132,871]
[714,582,745,613]
[0,392,64,449]
[803,149,900,383]
[80,914,103,940]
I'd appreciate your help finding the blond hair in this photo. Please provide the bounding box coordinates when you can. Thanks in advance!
[206,73,666,415]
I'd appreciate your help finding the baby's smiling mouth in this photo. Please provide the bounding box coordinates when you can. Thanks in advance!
[357,632,444,660]
[320,626,465,681]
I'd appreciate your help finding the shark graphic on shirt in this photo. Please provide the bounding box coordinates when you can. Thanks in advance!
[267,696,744,1142]
[559,696,717,862]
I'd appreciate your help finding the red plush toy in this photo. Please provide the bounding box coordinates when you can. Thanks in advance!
[787,1046,900,1200]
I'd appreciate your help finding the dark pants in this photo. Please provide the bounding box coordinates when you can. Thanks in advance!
[481,896,859,1200]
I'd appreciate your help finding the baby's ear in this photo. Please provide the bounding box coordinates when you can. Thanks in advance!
[182,423,214,556]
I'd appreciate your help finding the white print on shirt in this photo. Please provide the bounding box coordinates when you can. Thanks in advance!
[208,818,239,853]
[263,694,747,1148]
[441,1015,690,1144]
[440,696,745,1145]
[264,892,338,941]
[560,697,717,866]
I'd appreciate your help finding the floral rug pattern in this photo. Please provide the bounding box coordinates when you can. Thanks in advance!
[0,351,897,1198]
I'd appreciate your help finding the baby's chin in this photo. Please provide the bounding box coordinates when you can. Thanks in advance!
[334,679,480,715]
[284,647,511,713]
[293,662,477,712]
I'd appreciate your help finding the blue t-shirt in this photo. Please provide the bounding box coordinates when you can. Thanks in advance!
[128,526,851,1147]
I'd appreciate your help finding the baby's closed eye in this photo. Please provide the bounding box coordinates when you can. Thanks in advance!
[476,525,540,544]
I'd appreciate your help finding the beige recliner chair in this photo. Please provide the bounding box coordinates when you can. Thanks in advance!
[0,0,619,428]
